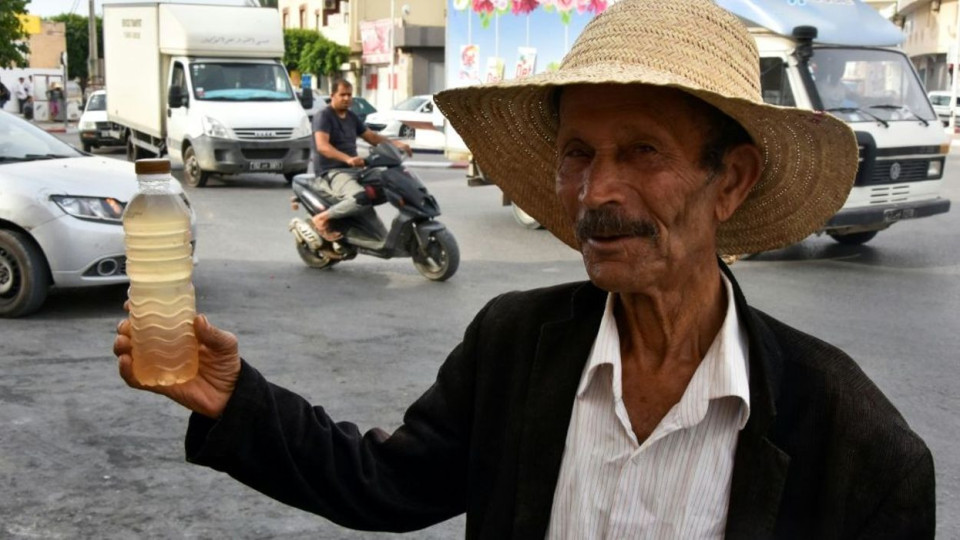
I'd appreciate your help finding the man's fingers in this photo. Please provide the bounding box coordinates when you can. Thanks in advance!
[117,353,149,392]
[113,334,132,357]
[194,315,238,353]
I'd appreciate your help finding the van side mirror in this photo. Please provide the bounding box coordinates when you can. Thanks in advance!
[168,87,187,108]
[300,86,313,110]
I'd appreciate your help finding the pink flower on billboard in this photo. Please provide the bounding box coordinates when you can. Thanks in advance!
[511,0,538,13]
[555,0,576,12]
[589,0,609,13]
[493,0,510,11]
[472,0,495,13]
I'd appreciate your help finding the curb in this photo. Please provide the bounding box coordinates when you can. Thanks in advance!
[406,160,468,169]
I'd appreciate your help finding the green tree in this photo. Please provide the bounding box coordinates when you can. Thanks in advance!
[283,28,319,72]
[299,35,349,84]
[0,0,30,67]
[49,13,103,85]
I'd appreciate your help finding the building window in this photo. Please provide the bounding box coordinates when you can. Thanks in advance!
[282,7,289,28]
[299,5,307,29]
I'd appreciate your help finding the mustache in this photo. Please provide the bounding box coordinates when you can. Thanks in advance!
[575,208,659,243]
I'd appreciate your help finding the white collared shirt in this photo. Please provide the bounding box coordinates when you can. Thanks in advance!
[546,274,751,539]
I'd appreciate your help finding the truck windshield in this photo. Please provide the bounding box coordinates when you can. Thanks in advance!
[189,62,294,102]
[809,47,936,123]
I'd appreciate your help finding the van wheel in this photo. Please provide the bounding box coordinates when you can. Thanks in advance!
[0,230,50,318]
[183,146,210,188]
[828,230,878,245]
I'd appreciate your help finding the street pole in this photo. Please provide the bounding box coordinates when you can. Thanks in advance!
[88,0,98,87]
[61,52,68,130]
[390,0,395,108]
[950,0,960,132]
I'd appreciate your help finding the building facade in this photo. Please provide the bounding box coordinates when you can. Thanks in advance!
[891,0,960,91]
[277,0,444,111]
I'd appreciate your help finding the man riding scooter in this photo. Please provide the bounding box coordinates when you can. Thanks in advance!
[293,78,412,249]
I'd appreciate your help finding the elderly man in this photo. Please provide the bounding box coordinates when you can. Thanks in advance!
[114,0,934,537]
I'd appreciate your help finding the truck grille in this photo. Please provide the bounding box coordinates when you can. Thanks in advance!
[234,128,294,140]
[242,148,288,160]
[869,159,930,185]
[868,184,912,205]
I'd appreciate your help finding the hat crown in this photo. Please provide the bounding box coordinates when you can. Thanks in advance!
[560,0,762,103]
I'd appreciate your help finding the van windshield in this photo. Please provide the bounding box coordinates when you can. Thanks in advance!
[189,62,294,102]
[809,47,936,123]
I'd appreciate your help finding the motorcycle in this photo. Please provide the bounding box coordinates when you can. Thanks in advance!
[288,143,460,281]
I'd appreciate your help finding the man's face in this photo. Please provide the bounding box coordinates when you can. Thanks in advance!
[330,83,353,112]
[556,84,734,293]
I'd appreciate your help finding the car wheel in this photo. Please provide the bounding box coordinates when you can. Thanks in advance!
[183,146,210,188]
[399,124,414,139]
[0,230,50,318]
[828,230,878,245]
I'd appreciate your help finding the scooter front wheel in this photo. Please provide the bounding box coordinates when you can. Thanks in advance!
[296,242,341,269]
[412,229,459,281]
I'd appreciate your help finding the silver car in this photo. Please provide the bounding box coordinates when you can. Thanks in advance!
[0,111,195,317]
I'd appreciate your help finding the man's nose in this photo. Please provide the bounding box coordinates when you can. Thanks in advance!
[579,154,626,208]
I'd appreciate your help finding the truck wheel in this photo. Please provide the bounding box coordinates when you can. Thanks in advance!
[0,230,50,318]
[183,146,210,188]
[828,230,878,245]
[126,136,144,162]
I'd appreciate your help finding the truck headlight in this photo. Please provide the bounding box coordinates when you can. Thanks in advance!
[927,159,943,179]
[202,116,232,138]
[51,195,125,224]
[78,120,96,131]
[292,115,311,138]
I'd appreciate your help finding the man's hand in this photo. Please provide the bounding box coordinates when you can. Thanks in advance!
[347,156,365,168]
[114,312,241,419]
[393,140,413,157]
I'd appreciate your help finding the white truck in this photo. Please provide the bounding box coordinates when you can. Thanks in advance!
[103,2,313,187]
[444,0,951,246]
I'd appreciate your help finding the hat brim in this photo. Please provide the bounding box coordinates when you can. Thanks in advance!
[435,65,859,255]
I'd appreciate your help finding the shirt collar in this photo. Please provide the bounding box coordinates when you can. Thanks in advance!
[577,273,751,429]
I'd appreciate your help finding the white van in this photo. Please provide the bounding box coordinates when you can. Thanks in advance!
[103,3,312,187]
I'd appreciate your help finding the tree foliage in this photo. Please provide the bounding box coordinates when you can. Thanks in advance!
[50,13,103,84]
[283,29,319,72]
[299,35,350,79]
[0,0,30,67]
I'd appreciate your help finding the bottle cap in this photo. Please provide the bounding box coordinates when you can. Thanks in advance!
[135,159,171,175]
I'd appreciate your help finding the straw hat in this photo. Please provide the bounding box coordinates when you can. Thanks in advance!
[434,0,859,255]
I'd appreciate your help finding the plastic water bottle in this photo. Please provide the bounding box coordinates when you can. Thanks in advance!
[123,159,198,386]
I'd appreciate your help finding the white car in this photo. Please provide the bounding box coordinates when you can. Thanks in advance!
[365,95,435,138]
[78,90,124,152]
[927,91,960,127]
[0,111,195,317]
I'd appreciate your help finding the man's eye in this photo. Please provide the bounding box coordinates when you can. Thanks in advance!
[564,148,590,159]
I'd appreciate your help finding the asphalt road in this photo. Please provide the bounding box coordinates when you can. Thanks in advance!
[2,137,959,538]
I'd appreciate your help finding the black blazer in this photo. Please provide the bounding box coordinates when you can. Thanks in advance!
[186,266,934,538]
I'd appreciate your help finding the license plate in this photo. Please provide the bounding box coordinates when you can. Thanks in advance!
[883,207,915,223]
[249,160,282,171]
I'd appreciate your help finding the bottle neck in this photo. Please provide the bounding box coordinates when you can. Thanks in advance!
[137,173,173,194]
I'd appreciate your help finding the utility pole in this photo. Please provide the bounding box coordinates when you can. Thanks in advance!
[88,0,99,88]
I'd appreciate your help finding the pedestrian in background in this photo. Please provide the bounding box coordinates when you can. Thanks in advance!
[15,77,28,114]
[114,0,934,536]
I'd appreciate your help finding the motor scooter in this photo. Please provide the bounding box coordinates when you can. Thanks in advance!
[288,143,459,281]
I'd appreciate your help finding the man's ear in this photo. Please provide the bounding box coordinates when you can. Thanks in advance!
[714,143,763,223]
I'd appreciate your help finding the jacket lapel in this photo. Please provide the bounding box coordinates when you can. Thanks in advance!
[512,282,606,539]
[722,263,790,539]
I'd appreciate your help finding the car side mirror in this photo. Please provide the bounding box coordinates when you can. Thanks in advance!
[300,87,313,110]
[168,87,187,108]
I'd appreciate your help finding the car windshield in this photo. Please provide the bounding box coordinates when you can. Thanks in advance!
[0,112,82,163]
[809,47,936,123]
[86,93,106,111]
[190,62,294,101]
[394,96,427,111]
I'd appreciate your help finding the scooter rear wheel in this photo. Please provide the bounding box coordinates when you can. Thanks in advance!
[296,242,340,269]
[412,229,459,281]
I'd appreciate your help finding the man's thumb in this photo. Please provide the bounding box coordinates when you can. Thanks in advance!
[194,315,237,352]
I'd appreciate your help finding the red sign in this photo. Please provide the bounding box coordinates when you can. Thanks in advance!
[360,19,392,65]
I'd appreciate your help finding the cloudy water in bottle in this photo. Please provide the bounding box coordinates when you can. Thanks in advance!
[123,159,198,386]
